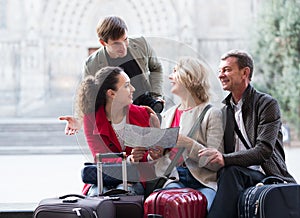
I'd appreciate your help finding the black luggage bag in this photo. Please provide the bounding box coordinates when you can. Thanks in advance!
[238,177,300,218]
[33,193,115,218]
[34,152,143,218]
[95,152,144,218]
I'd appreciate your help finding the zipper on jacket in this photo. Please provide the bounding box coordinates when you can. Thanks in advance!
[254,200,259,215]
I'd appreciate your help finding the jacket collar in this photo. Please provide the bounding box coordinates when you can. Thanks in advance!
[93,106,121,149]
[95,47,108,69]
[93,106,131,134]
[222,84,253,107]
[97,38,143,71]
[127,37,142,59]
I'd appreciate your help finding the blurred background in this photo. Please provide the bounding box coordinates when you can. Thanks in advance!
[0,0,299,209]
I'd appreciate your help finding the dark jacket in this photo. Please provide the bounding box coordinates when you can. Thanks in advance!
[223,85,296,183]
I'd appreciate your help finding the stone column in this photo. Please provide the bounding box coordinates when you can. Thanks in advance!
[176,0,197,49]
[17,0,46,115]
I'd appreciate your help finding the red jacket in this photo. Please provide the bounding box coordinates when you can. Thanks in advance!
[82,104,151,194]
[83,104,150,162]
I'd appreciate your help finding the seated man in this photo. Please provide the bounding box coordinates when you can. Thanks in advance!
[199,49,296,218]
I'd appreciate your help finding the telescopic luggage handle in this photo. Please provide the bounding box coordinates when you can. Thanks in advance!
[96,152,128,195]
[96,152,126,162]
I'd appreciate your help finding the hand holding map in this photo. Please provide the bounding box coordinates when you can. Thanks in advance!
[123,124,179,149]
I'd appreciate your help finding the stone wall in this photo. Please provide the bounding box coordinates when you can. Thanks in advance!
[0,0,259,118]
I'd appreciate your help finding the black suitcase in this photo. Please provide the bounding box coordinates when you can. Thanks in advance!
[33,193,115,218]
[33,152,143,218]
[96,152,144,218]
[238,177,300,218]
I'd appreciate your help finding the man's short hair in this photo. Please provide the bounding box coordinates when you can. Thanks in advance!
[221,49,254,80]
[96,16,128,42]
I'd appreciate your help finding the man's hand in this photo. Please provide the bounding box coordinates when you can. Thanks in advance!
[149,113,160,128]
[141,105,161,128]
[198,148,225,171]
[58,116,82,135]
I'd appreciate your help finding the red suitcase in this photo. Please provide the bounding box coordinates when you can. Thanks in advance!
[144,188,207,218]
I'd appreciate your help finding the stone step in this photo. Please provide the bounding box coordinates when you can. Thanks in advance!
[0,118,89,155]
[0,131,78,146]
[0,123,65,132]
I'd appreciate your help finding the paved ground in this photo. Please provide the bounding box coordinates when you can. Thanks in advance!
[0,145,300,212]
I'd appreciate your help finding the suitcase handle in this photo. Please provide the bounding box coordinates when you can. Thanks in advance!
[59,194,86,203]
[97,152,128,194]
[102,189,128,196]
[96,152,126,162]
[59,194,86,199]
[261,176,285,185]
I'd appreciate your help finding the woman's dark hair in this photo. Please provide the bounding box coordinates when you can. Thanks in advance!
[77,66,123,115]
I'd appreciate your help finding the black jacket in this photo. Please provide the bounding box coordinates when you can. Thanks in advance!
[223,85,296,183]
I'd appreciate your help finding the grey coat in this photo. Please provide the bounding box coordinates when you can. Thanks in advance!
[223,85,296,183]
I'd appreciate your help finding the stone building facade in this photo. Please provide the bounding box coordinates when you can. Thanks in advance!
[0,0,260,118]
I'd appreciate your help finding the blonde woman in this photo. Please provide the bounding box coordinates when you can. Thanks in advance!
[158,57,224,211]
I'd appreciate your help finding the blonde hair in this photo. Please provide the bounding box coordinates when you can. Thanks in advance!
[175,57,211,103]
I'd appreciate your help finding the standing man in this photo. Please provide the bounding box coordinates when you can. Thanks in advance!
[199,49,296,218]
[60,16,163,134]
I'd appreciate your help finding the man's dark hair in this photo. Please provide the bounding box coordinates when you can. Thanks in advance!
[96,16,128,42]
[221,49,254,80]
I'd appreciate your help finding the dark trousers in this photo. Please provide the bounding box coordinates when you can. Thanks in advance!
[207,166,265,218]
